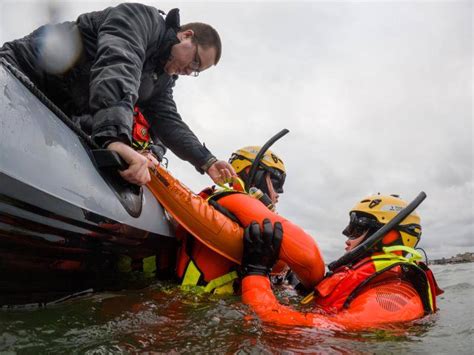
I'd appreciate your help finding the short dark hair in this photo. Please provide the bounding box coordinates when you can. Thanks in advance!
[180,22,222,64]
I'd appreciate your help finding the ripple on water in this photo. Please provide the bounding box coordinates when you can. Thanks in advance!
[1,266,473,353]
[442,282,474,291]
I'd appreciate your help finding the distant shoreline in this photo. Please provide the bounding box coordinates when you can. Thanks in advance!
[429,252,474,265]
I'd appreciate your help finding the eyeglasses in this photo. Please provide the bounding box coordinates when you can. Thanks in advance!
[189,43,201,77]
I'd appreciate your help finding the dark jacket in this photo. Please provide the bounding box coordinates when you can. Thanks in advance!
[0,2,214,172]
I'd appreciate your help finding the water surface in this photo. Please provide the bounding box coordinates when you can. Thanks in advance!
[1,263,472,353]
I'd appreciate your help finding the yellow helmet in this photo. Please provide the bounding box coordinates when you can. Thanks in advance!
[229,146,286,174]
[342,194,422,250]
[228,146,286,194]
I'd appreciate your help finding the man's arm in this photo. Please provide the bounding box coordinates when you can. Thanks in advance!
[85,3,160,147]
[240,221,425,330]
[143,84,236,184]
[240,221,338,328]
[78,3,164,185]
[242,275,331,327]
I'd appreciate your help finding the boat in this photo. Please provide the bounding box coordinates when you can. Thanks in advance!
[0,60,175,306]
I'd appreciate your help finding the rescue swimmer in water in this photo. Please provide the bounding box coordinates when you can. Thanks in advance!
[147,130,325,289]
[175,145,289,294]
[240,194,443,330]
[145,127,441,329]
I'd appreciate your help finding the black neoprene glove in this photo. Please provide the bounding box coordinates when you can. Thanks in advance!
[241,218,283,277]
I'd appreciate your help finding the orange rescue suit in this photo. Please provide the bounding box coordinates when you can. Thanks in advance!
[175,188,237,289]
[147,165,325,289]
[241,254,442,330]
[175,188,290,292]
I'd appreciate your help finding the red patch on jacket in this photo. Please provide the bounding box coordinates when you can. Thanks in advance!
[132,107,150,143]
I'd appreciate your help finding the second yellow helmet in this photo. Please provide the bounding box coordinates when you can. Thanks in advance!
[343,194,422,250]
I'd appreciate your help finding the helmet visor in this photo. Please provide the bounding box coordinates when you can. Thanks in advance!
[342,212,382,240]
[268,168,286,194]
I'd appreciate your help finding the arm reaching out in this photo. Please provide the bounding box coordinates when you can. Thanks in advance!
[240,220,339,329]
[240,220,425,330]
[242,275,339,328]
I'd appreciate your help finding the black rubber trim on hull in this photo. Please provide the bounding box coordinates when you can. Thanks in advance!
[0,173,178,306]
[0,172,168,250]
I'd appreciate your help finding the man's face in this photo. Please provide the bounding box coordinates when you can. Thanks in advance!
[164,30,217,76]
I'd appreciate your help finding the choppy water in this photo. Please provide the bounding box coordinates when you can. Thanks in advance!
[0,263,473,354]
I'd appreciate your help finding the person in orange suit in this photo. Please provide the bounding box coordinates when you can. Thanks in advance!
[241,194,443,330]
[175,146,288,295]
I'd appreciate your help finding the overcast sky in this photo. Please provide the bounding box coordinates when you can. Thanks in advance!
[0,0,472,261]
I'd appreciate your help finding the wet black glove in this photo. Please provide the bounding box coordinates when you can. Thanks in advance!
[242,219,283,277]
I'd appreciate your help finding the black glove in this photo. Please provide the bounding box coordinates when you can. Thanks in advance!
[242,219,283,277]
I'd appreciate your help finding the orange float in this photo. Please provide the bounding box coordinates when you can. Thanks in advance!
[147,164,325,289]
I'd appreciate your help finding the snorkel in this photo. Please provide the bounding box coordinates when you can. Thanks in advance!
[244,128,290,211]
[246,129,289,190]
[328,191,427,272]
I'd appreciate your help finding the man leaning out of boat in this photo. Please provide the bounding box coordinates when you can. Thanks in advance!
[0,2,236,186]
